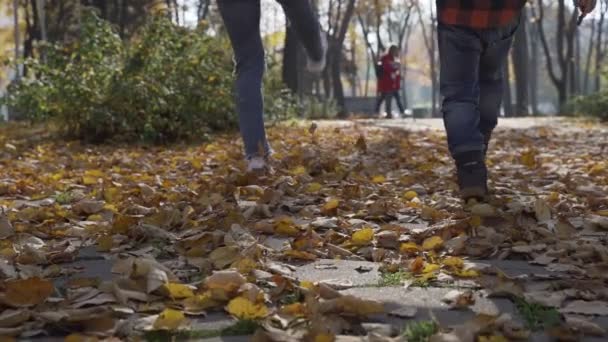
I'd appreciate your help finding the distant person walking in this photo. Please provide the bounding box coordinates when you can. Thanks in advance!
[375,45,404,119]
[218,0,327,173]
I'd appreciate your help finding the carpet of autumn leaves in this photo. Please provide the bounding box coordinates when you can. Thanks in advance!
[0,120,607,341]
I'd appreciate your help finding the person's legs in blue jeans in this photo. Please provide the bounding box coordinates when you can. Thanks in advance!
[478,24,517,155]
[438,22,517,199]
[218,0,325,168]
[276,0,324,63]
[438,24,484,157]
[217,0,268,160]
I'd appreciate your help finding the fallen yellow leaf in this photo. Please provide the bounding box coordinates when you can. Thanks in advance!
[443,256,464,269]
[400,242,420,255]
[422,236,444,251]
[306,183,323,193]
[226,296,269,320]
[469,215,482,228]
[96,235,113,252]
[314,333,335,342]
[322,198,340,215]
[454,269,480,278]
[351,227,374,246]
[153,308,186,330]
[279,302,307,317]
[403,190,418,201]
[422,263,440,274]
[162,283,194,299]
[182,292,221,312]
[275,217,300,236]
[372,175,386,184]
[65,334,98,342]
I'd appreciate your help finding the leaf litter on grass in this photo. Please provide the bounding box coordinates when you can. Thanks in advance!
[0,122,607,340]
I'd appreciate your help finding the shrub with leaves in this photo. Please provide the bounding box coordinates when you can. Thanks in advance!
[2,9,296,143]
[571,91,608,122]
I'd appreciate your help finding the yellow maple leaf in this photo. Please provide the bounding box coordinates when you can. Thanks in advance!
[422,263,440,274]
[403,191,418,201]
[322,198,340,214]
[371,175,386,184]
[520,149,537,168]
[400,242,420,255]
[597,210,608,217]
[226,297,269,320]
[275,217,300,236]
[153,308,186,330]
[469,215,482,228]
[454,269,480,278]
[300,281,315,290]
[96,235,113,252]
[306,182,323,193]
[314,333,335,342]
[279,302,307,317]
[183,292,221,312]
[290,165,307,176]
[478,335,509,342]
[422,236,444,251]
[162,283,194,299]
[443,256,464,269]
[351,227,374,246]
[65,334,98,342]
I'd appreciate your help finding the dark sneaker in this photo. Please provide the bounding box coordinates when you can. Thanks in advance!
[455,151,488,200]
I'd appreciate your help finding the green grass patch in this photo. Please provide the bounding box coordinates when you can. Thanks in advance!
[401,320,439,342]
[144,319,259,341]
[378,271,432,288]
[515,298,560,331]
[378,271,411,286]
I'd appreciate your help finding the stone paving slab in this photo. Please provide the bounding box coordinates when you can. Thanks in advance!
[294,259,381,288]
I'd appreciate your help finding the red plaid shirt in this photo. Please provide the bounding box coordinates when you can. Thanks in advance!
[437,0,527,29]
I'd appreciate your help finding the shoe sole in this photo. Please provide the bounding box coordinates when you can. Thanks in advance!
[460,186,488,201]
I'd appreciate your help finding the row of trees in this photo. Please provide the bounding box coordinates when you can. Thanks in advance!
[3,0,608,116]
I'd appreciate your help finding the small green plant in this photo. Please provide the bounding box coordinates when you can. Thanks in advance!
[515,298,560,331]
[401,320,438,342]
[55,191,74,205]
[378,271,432,288]
[144,319,259,341]
[378,271,410,287]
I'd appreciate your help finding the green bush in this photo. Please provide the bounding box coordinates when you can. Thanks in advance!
[2,9,297,143]
[571,91,608,122]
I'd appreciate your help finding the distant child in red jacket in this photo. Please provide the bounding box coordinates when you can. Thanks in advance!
[376,45,405,119]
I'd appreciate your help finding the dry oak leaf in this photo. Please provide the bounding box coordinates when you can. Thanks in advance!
[318,295,384,316]
[1,277,54,307]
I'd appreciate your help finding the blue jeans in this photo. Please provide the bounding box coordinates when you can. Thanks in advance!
[438,19,519,157]
[217,0,323,159]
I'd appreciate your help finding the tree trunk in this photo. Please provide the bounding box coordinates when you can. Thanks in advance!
[595,3,606,92]
[332,0,356,117]
[502,61,514,117]
[529,18,539,114]
[583,19,596,94]
[512,8,529,116]
[282,22,299,93]
[13,0,20,80]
